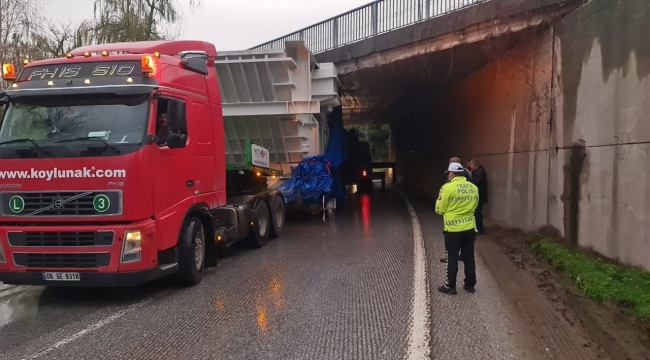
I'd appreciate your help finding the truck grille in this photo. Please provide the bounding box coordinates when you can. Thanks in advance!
[1,191,122,217]
[8,231,114,247]
[13,253,110,268]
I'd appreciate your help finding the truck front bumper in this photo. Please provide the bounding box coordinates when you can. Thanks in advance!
[0,219,173,287]
[0,265,175,287]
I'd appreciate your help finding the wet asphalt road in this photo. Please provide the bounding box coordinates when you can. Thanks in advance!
[0,188,414,360]
[0,185,528,360]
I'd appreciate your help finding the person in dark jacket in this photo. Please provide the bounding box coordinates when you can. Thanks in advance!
[468,158,488,235]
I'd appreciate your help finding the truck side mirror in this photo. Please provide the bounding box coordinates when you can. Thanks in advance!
[166,99,187,134]
[167,133,187,149]
[181,56,209,75]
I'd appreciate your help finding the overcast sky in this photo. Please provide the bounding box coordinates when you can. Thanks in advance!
[44,0,371,51]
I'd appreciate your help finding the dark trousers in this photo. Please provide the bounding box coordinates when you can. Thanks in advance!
[444,229,477,289]
[475,203,485,233]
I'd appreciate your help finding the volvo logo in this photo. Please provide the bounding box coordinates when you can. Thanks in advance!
[53,199,63,209]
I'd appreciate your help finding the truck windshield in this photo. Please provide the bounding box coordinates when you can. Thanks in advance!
[0,94,149,156]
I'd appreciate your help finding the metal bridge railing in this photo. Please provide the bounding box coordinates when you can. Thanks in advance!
[250,0,488,54]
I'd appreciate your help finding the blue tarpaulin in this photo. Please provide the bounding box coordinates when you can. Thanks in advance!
[277,108,347,206]
[277,107,348,205]
[277,156,332,204]
[322,110,346,168]
[323,111,346,203]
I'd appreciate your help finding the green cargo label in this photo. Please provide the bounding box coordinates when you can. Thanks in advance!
[93,194,110,213]
[8,196,25,213]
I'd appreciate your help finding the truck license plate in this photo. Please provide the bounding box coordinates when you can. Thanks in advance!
[42,272,81,281]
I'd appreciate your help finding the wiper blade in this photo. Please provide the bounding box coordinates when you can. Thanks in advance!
[0,138,49,155]
[55,136,120,153]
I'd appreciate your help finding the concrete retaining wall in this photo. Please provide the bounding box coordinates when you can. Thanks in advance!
[393,0,650,270]
[552,0,650,269]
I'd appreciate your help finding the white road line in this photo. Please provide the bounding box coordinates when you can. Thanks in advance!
[20,296,157,360]
[0,285,24,299]
[398,189,432,360]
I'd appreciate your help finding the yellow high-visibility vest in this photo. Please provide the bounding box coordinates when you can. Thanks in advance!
[435,176,479,232]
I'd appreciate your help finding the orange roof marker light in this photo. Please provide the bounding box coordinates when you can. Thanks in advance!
[141,55,158,76]
[83,51,91,58]
[101,50,109,57]
[66,52,74,59]
[154,51,161,58]
[2,64,16,81]
[23,59,29,65]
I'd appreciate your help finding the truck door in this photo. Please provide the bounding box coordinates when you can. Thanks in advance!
[151,96,195,228]
[190,101,216,202]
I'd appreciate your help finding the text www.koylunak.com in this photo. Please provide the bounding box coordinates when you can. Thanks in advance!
[0,167,127,181]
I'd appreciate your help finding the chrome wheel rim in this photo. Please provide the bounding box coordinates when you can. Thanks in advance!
[258,211,268,238]
[275,205,284,229]
[194,227,204,271]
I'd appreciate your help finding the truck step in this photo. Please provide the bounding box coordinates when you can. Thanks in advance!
[159,263,179,272]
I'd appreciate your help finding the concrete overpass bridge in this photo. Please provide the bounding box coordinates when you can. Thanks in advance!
[252,0,581,125]
[252,0,650,272]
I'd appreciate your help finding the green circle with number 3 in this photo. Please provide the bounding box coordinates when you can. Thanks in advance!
[9,195,25,213]
[93,194,110,213]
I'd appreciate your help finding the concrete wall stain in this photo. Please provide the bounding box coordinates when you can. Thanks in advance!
[561,140,586,244]
[557,0,650,146]
[607,144,620,260]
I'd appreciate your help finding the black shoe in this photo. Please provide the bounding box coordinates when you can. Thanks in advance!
[463,284,475,293]
[437,285,457,295]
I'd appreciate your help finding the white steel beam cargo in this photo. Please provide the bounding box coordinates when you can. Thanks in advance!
[215,41,340,171]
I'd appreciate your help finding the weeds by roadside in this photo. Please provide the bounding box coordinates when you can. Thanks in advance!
[528,235,650,318]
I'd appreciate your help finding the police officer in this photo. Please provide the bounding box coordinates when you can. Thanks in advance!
[440,156,471,263]
[436,162,479,295]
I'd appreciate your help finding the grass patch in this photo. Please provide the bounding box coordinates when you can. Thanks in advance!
[529,236,650,317]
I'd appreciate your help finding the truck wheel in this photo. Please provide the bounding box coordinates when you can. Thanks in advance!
[176,216,205,285]
[247,201,270,248]
[269,196,285,239]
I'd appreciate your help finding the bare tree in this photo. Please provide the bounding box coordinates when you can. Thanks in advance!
[0,0,203,89]
[32,21,84,58]
[86,0,202,44]
[0,0,46,87]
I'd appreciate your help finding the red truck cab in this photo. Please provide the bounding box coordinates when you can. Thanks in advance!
[0,41,283,286]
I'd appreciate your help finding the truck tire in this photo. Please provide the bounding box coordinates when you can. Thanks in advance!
[269,196,285,239]
[247,201,270,248]
[176,216,205,285]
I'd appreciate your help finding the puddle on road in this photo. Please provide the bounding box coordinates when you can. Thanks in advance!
[0,287,44,329]
[0,302,13,328]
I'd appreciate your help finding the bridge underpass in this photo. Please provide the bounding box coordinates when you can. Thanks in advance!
[253,0,650,273]
[251,0,574,246]
[246,0,650,357]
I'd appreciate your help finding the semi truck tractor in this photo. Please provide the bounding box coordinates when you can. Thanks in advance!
[0,40,287,286]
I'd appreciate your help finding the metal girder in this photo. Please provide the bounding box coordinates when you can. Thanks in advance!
[221,100,320,117]
[216,41,340,169]
[311,62,341,109]
[224,114,322,166]
[215,41,339,116]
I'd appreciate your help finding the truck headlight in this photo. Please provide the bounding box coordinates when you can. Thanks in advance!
[121,230,142,263]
